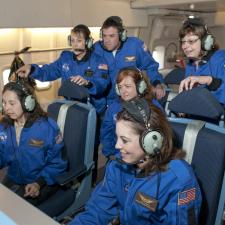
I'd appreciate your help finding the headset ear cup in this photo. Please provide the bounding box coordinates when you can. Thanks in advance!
[140,130,163,155]
[99,29,103,40]
[86,37,93,49]
[67,35,72,46]
[115,83,121,96]
[23,95,35,112]
[202,34,214,51]
[120,29,127,42]
[137,80,147,95]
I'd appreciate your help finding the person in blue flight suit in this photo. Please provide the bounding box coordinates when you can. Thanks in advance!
[94,16,166,105]
[0,79,67,207]
[69,98,202,225]
[100,67,163,158]
[178,17,225,108]
[17,24,110,114]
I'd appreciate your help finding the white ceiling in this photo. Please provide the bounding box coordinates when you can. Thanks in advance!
[130,0,225,13]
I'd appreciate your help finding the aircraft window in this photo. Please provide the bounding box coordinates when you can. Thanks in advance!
[89,27,101,42]
[2,67,51,90]
[2,69,10,85]
[152,45,165,69]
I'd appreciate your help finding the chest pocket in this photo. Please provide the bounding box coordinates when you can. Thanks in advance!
[84,69,94,77]
[28,139,44,148]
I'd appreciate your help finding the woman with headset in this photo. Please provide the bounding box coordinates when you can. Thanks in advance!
[69,98,202,225]
[178,17,225,108]
[100,67,163,158]
[17,24,110,114]
[0,79,67,208]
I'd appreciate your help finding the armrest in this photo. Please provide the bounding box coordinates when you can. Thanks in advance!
[55,167,87,186]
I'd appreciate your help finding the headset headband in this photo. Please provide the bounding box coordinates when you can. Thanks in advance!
[122,98,150,126]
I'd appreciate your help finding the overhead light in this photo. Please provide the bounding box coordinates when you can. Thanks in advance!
[188,15,195,19]
[189,4,195,10]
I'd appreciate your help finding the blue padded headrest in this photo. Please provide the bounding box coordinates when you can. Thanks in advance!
[168,87,224,120]
[164,68,185,85]
[58,80,89,101]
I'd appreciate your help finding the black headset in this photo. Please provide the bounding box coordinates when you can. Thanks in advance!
[14,79,36,112]
[182,17,215,51]
[100,16,127,42]
[122,98,163,155]
[115,67,147,96]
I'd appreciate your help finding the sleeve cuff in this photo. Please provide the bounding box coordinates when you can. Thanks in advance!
[152,80,161,86]
[30,65,36,75]
[207,77,222,91]
[36,176,47,188]
[84,81,93,89]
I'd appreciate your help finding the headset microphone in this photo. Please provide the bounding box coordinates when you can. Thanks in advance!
[116,157,147,166]
[74,48,86,52]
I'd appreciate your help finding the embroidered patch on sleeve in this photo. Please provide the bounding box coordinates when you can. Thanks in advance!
[0,132,7,142]
[178,188,196,205]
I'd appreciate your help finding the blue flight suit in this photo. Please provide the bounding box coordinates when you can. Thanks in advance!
[30,51,110,113]
[69,159,202,225]
[100,99,164,157]
[0,118,67,185]
[94,37,164,104]
[185,50,225,107]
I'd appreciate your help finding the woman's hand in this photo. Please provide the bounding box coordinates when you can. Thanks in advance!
[179,75,212,93]
[16,65,32,78]
[153,83,166,100]
[24,182,40,198]
[70,75,89,86]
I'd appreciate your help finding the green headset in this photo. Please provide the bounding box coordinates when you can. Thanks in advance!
[122,98,163,155]
[68,24,94,50]
[100,16,127,42]
[182,17,215,51]
[115,67,147,96]
[14,79,36,112]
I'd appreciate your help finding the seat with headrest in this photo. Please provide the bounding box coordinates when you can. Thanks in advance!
[169,87,224,126]
[164,67,185,85]
[159,68,185,116]
[38,81,96,221]
[168,87,225,225]
[58,79,90,102]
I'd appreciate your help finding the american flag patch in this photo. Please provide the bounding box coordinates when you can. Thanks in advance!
[178,188,196,205]
[98,64,108,70]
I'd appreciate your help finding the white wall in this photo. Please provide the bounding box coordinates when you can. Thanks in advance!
[0,0,148,28]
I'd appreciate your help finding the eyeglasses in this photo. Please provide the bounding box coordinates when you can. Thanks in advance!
[180,38,199,45]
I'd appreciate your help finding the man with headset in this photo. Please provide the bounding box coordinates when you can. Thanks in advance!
[94,16,166,105]
[17,24,110,114]
[178,17,225,108]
